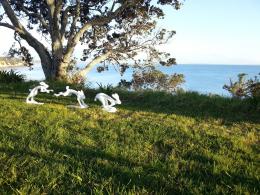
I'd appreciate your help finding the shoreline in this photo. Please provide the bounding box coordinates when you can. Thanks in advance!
[0,64,26,69]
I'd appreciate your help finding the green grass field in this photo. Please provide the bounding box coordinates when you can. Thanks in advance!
[0,82,259,194]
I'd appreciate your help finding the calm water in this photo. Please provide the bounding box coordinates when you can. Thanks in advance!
[1,64,259,96]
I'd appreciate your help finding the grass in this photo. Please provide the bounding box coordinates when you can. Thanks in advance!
[0,82,259,194]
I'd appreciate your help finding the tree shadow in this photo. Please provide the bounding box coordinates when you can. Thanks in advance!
[0,144,180,193]
[118,91,260,124]
[0,130,258,194]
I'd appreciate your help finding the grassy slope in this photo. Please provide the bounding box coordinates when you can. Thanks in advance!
[0,82,259,194]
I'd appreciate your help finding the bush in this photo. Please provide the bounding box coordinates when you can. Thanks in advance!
[247,74,260,99]
[96,83,114,94]
[223,73,260,99]
[0,69,25,83]
[118,69,185,93]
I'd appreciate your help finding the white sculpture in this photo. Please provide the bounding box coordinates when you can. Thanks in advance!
[26,82,53,104]
[54,86,88,108]
[94,93,121,112]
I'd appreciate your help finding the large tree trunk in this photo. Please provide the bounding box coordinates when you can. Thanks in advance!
[1,0,57,80]
[40,59,69,81]
[55,62,69,81]
[0,0,117,82]
[39,55,54,80]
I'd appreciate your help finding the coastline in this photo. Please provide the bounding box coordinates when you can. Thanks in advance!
[0,57,26,68]
[0,64,25,68]
[0,64,26,70]
[1,64,258,96]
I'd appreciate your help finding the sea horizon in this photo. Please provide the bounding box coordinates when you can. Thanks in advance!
[1,64,259,96]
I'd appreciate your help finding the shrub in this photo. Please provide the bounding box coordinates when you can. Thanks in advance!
[223,73,260,99]
[0,69,25,83]
[247,74,260,99]
[117,79,132,89]
[118,69,185,93]
[96,83,114,94]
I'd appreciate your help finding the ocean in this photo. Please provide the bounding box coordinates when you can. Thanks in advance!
[1,64,259,96]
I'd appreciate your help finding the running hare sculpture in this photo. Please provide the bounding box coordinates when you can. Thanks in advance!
[26,82,53,104]
[94,93,121,112]
[54,86,88,108]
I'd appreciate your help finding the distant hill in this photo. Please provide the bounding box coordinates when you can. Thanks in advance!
[0,57,25,67]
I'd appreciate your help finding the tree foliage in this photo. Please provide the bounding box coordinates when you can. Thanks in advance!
[0,0,182,82]
[223,73,260,99]
[118,68,185,92]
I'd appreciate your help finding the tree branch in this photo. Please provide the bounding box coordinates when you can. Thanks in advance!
[60,6,71,39]
[63,1,131,64]
[45,0,55,36]
[110,0,117,12]
[45,0,63,68]
[63,0,81,54]
[0,0,23,30]
[52,0,63,45]
[0,22,15,30]
[18,4,49,30]
[63,22,92,63]
[78,51,112,78]
[1,0,52,73]
[68,0,80,39]
[54,0,63,35]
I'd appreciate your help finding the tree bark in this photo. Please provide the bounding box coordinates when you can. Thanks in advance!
[0,0,56,79]
[0,0,134,82]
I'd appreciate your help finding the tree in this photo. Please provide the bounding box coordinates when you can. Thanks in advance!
[0,0,182,82]
[118,68,185,92]
[223,73,260,99]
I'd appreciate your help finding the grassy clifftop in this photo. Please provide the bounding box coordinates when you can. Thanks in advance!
[0,82,259,194]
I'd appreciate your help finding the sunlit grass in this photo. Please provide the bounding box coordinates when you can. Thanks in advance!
[0,82,259,194]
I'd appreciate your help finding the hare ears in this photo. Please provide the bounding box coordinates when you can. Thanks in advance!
[112,93,119,98]
[40,81,48,86]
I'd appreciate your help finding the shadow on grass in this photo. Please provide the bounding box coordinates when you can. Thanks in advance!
[0,145,179,193]
[118,90,260,124]
[0,127,259,194]
[1,142,259,194]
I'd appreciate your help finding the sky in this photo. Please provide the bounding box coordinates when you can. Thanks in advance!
[0,0,260,65]
[159,0,260,65]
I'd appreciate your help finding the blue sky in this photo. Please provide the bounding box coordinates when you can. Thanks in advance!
[158,0,260,65]
[0,0,259,65]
